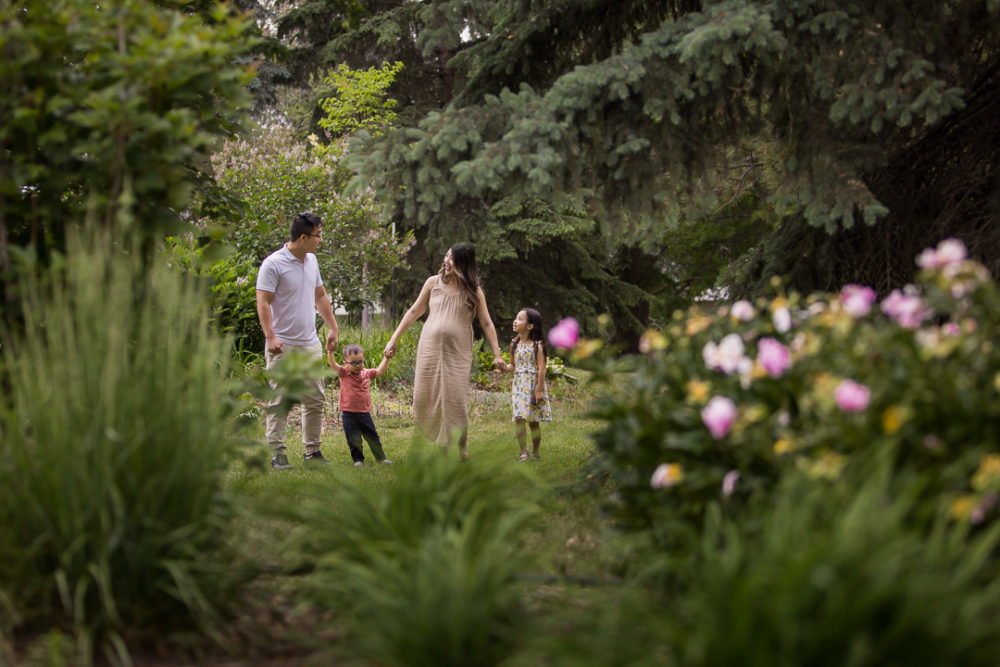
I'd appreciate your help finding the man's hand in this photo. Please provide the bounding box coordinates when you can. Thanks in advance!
[326,329,338,354]
[266,335,283,355]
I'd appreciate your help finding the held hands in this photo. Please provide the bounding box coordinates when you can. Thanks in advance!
[326,329,338,354]
[493,355,505,370]
[383,340,397,359]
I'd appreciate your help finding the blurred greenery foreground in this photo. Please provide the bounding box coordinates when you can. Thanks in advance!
[5,231,1000,666]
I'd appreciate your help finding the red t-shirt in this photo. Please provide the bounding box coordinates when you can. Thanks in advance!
[338,367,378,412]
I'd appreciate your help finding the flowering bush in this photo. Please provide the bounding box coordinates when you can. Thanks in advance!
[588,239,1000,535]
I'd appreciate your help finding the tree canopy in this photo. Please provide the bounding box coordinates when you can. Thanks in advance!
[337,0,998,303]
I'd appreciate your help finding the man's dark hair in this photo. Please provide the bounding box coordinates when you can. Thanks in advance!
[290,212,322,241]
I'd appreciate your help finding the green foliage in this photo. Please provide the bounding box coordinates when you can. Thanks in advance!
[588,239,1000,538]
[318,61,404,137]
[529,469,1000,666]
[0,0,256,259]
[208,121,413,315]
[335,322,421,386]
[282,449,537,666]
[662,475,1000,666]
[0,230,249,662]
[337,0,1000,302]
[164,238,263,355]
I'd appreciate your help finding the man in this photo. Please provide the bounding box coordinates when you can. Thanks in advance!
[256,212,339,469]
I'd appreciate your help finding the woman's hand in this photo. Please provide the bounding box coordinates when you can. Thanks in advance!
[384,340,397,359]
[493,354,505,370]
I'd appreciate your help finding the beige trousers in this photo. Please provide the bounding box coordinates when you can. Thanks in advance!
[265,341,325,455]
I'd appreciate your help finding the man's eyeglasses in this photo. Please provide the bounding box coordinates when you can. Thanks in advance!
[345,360,365,366]
[306,233,322,238]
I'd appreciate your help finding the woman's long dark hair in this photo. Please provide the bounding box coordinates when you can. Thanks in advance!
[440,242,480,309]
[509,308,546,364]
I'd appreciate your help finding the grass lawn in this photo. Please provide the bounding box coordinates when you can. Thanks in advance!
[209,370,630,664]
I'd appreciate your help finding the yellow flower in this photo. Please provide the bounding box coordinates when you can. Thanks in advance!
[950,494,977,521]
[685,379,710,404]
[881,405,907,434]
[769,296,788,312]
[685,314,712,336]
[773,438,796,455]
[639,329,668,354]
[972,454,1000,491]
[570,338,603,361]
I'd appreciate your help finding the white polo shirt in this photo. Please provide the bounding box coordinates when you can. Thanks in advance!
[256,246,324,346]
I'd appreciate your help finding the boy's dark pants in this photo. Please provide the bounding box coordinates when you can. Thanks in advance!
[341,410,387,462]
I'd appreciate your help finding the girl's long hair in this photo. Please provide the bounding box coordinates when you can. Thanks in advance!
[509,308,546,363]
[440,242,480,310]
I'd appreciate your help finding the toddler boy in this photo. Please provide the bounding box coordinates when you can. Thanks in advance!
[329,344,392,466]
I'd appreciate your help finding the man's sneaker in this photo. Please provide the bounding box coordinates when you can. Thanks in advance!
[352,461,364,467]
[381,459,393,465]
[304,451,331,465]
[271,453,292,470]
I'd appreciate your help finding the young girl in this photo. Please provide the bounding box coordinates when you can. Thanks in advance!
[503,308,552,460]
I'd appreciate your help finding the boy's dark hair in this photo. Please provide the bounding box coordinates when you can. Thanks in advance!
[509,308,547,363]
[342,344,364,357]
[290,212,322,242]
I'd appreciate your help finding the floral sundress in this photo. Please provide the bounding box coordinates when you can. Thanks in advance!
[511,342,552,422]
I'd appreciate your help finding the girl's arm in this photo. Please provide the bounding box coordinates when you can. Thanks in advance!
[384,275,435,358]
[502,337,516,372]
[534,343,547,403]
[474,287,504,369]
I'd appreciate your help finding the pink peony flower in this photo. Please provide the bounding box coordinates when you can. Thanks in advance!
[701,396,738,439]
[916,238,968,270]
[834,379,871,413]
[756,337,791,377]
[548,317,579,348]
[702,333,747,374]
[880,288,932,329]
[721,469,740,496]
[840,284,877,317]
[773,306,792,333]
[651,463,684,489]
[730,300,756,321]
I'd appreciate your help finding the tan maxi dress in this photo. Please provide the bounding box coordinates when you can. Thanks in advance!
[413,276,476,445]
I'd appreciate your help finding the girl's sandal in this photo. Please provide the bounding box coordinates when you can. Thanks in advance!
[517,451,530,462]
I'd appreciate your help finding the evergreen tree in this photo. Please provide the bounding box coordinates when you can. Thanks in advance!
[344,0,999,305]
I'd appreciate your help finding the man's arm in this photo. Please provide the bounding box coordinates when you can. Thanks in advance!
[256,289,282,355]
[315,285,339,353]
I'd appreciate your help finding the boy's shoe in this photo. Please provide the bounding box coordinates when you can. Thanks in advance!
[353,461,364,467]
[304,451,331,465]
[531,452,541,461]
[381,459,393,465]
[271,453,292,470]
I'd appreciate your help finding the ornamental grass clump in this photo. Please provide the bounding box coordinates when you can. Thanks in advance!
[283,448,537,667]
[0,232,247,663]
[589,238,1000,537]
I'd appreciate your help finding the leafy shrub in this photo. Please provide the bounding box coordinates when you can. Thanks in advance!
[586,239,1000,538]
[283,448,536,666]
[529,467,1000,667]
[0,232,249,662]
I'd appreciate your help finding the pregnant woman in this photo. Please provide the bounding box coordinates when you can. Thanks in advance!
[383,243,504,460]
